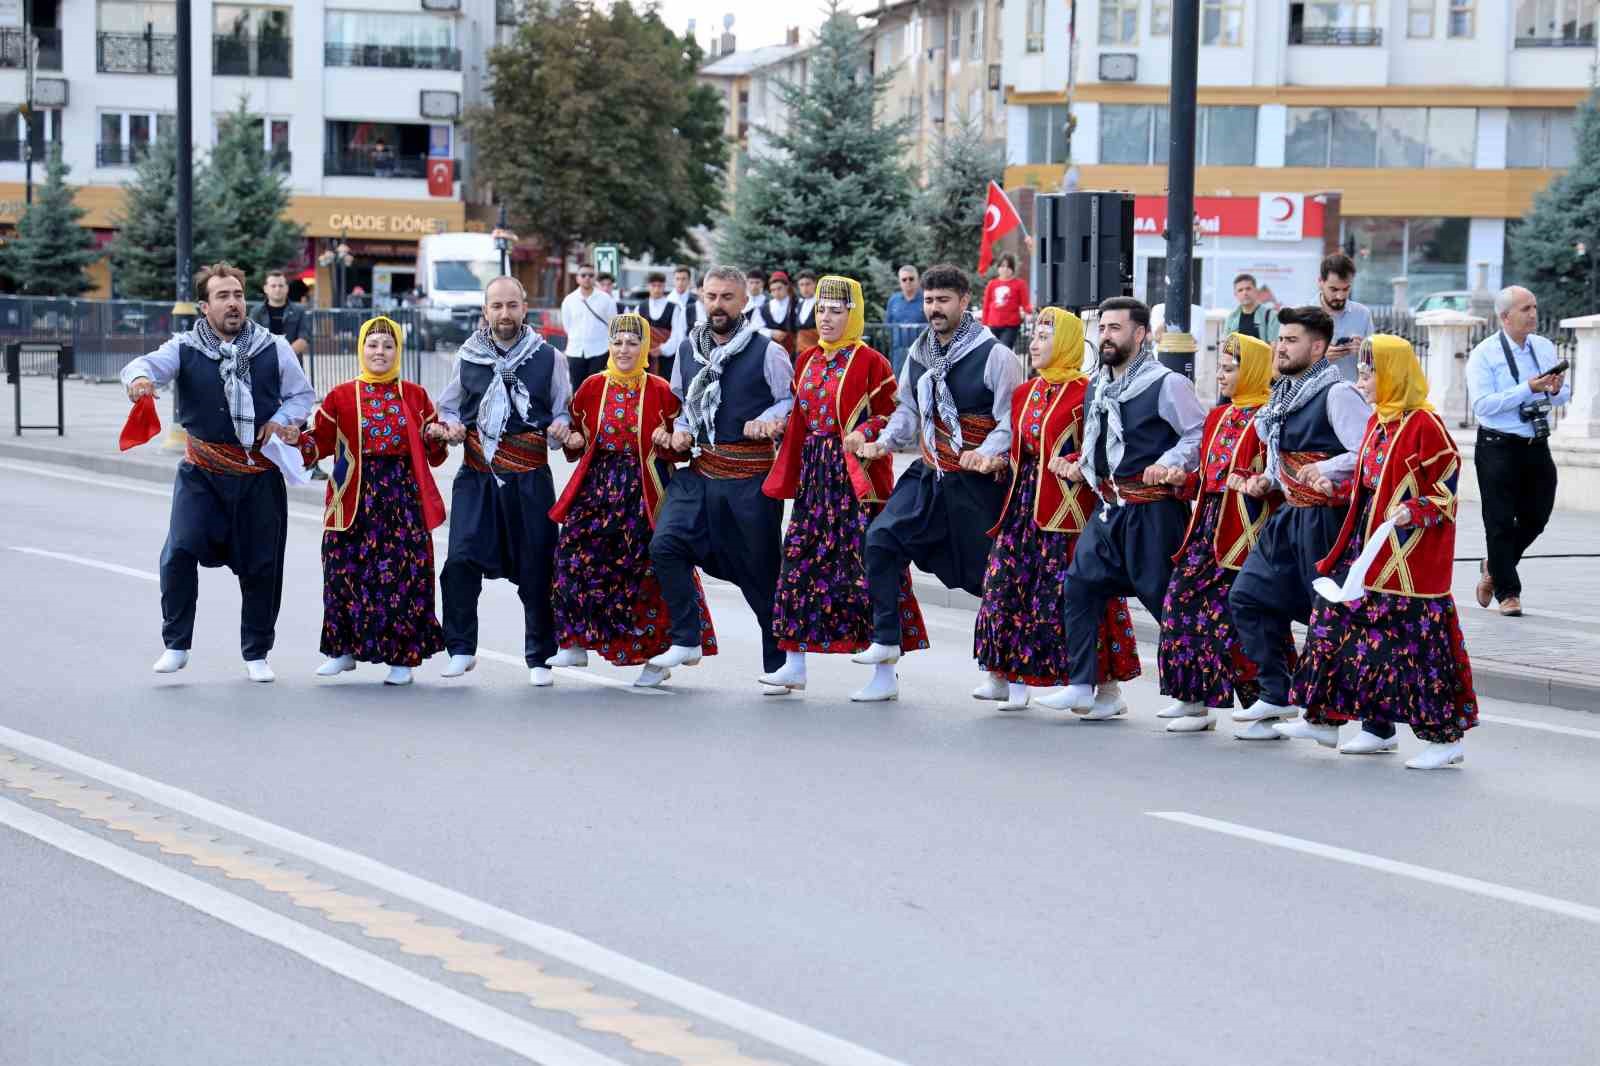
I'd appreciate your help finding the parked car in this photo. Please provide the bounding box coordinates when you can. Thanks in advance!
[1412,290,1472,314]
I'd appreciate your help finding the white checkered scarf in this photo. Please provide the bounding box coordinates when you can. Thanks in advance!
[189,317,277,449]
[1253,356,1340,483]
[458,324,544,467]
[1077,343,1167,512]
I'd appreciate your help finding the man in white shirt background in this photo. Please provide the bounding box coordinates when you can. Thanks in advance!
[640,271,687,381]
[668,266,699,334]
[559,263,618,390]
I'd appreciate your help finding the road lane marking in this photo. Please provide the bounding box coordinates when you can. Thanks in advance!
[1480,713,1600,739]
[9,546,158,582]
[0,725,908,1066]
[0,795,630,1066]
[1149,811,1600,926]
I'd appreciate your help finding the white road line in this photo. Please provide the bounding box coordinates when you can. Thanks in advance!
[1479,713,1600,740]
[0,796,628,1066]
[0,724,908,1066]
[10,546,158,582]
[1149,811,1600,926]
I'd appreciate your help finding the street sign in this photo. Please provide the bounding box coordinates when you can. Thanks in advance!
[593,245,619,278]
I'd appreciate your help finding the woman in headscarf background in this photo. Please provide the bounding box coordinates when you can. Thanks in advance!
[1155,332,1287,733]
[548,313,717,688]
[1281,336,1478,769]
[300,315,447,685]
[762,275,928,701]
[973,308,1140,711]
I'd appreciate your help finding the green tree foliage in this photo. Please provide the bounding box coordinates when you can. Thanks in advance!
[204,99,304,291]
[1509,91,1600,320]
[0,145,100,296]
[108,139,220,300]
[914,115,1005,290]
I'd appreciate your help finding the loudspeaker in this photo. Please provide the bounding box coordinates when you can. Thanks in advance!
[1032,192,1135,312]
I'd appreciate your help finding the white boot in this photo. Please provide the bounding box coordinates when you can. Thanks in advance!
[1405,740,1464,770]
[1274,718,1340,747]
[1037,683,1095,711]
[997,682,1030,712]
[759,652,808,690]
[1167,708,1217,733]
[528,666,554,687]
[1234,720,1286,741]
[1340,728,1399,755]
[1082,681,1128,720]
[1233,699,1299,723]
[972,672,1007,701]
[440,653,476,678]
[384,665,413,686]
[851,642,900,665]
[244,659,275,683]
[649,644,703,669]
[634,664,672,688]
[152,649,189,674]
[546,647,589,668]
[1158,700,1204,719]
[850,664,899,702]
[316,655,356,677]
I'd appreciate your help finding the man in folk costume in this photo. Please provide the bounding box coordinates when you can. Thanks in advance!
[854,263,1023,702]
[1279,337,1478,769]
[754,270,798,359]
[761,276,929,701]
[547,312,717,688]
[121,262,316,682]
[1039,296,1205,716]
[435,276,573,687]
[668,266,699,334]
[793,271,820,354]
[648,266,794,681]
[1225,305,1376,743]
[640,271,687,383]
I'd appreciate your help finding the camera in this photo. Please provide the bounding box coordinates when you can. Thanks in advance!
[1519,397,1553,440]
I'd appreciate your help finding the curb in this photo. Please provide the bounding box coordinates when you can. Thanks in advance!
[0,438,329,505]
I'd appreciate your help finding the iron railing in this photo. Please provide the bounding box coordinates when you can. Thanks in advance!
[1288,26,1383,45]
[0,139,58,163]
[1514,35,1595,47]
[213,33,292,77]
[97,30,178,74]
[323,151,434,179]
[96,142,153,167]
[0,27,63,70]
[323,42,461,70]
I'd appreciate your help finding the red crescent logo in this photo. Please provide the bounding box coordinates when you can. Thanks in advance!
[1271,195,1294,222]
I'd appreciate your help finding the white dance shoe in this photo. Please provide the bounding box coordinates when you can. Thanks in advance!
[440,654,476,678]
[649,645,703,669]
[1274,719,1340,748]
[528,667,554,687]
[244,660,275,683]
[1081,682,1128,720]
[971,672,1007,701]
[152,649,189,674]
[850,671,899,702]
[1232,700,1298,723]
[634,665,672,688]
[384,666,413,686]
[316,655,356,677]
[996,685,1030,712]
[1158,700,1203,719]
[546,648,589,668]
[1234,720,1285,741]
[1037,684,1095,711]
[758,661,808,690]
[1167,708,1217,733]
[851,643,900,665]
[1405,740,1464,770]
[1340,729,1399,755]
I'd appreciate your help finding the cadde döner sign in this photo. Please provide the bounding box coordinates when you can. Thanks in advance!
[325,213,448,235]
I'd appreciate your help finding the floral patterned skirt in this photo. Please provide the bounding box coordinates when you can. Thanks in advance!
[320,456,445,667]
[1290,497,1479,742]
[973,454,1141,687]
[773,433,928,654]
[552,451,718,666]
[1158,494,1287,708]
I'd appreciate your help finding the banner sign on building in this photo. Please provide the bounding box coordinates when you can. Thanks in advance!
[1134,195,1321,241]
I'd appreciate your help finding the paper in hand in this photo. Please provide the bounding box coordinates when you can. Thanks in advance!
[262,434,314,486]
[1312,519,1398,603]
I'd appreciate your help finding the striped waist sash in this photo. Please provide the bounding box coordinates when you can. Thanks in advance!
[688,439,777,479]
[1098,477,1179,505]
[464,429,549,474]
[921,414,998,473]
[185,437,272,475]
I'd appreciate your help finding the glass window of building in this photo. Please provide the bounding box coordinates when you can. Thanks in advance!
[1202,0,1246,43]
[1027,104,1071,164]
[1099,0,1139,43]
[1425,108,1476,167]
[1285,107,1331,165]
[1302,0,1379,32]
[98,2,177,33]
[1153,0,1172,33]
[1378,108,1426,167]
[971,3,982,56]
[1514,0,1597,43]
[1330,108,1378,166]
[324,10,459,70]
[1507,108,1578,166]
[1026,0,1046,51]
[1098,104,1256,165]
[1408,0,1435,36]
[1448,0,1475,35]
[214,6,291,77]
[1290,106,1475,167]
[1205,106,1257,163]
[1341,217,1469,303]
[1100,103,1153,163]
[950,11,961,58]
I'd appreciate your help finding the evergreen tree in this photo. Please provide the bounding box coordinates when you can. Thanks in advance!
[108,138,220,300]
[0,145,100,296]
[1509,90,1600,321]
[716,1,918,308]
[204,99,304,291]
[914,115,1005,290]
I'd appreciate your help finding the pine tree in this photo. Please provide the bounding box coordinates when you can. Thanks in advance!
[915,115,1005,289]
[108,138,220,300]
[1508,89,1600,321]
[716,1,918,308]
[0,145,100,296]
[204,99,304,290]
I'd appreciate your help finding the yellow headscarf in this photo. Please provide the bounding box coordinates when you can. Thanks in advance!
[1031,307,1087,385]
[1367,334,1434,423]
[815,275,865,355]
[356,315,404,385]
[605,312,649,388]
[1226,332,1274,409]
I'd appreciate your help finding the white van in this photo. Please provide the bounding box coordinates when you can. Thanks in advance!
[416,232,501,346]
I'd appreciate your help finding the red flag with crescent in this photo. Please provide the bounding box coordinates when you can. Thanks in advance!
[977,181,1023,274]
[427,158,454,198]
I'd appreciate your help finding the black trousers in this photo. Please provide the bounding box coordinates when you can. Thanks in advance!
[441,466,558,666]
[1475,430,1557,601]
[567,353,609,393]
[991,325,1021,353]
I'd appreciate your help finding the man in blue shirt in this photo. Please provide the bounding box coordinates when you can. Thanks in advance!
[885,264,926,374]
[1465,284,1571,617]
[1317,253,1373,381]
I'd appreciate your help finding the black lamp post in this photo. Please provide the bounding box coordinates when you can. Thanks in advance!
[1158,0,1199,379]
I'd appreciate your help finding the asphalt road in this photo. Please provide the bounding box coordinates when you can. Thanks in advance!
[2,457,1598,1066]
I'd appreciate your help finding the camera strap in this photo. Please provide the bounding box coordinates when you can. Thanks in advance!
[1497,330,1542,384]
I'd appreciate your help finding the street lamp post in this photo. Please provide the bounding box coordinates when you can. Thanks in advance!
[494,203,512,277]
[175,0,194,320]
[1158,0,1200,379]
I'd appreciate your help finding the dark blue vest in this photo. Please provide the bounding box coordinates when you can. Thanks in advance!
[905,337,998,416]
[456,342,558,433]
[674,333,779,445]
[174,342,284,444]
[1280,383,1344,455]
[1086,372,1177,480]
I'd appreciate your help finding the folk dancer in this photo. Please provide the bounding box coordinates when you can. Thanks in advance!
[973,308,1141,712]
[641,271,687,383]
[668,266,700,334]
[793,271,820,354]
[761,276,929,699]
[435,276,573,686]
[121,262,316,682]
[754,270,798,360]
[855,264,1023,702]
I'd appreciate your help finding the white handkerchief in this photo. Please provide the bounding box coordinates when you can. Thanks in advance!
[263,435,313,486]
[1312,519,1398,603]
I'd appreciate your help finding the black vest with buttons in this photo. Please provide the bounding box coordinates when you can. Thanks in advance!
[174,341,284,444]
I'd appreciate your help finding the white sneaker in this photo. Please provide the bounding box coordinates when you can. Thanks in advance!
[1167,709,1217,733]
[1340,729,1400,755]
[972,672,1007,701]
[152,649,189,674]
[316,655,356,677]
[546,648,589,668]
[383,665,413,686]
[1232,699,1299,723]
[759,683,795,696]
[997,685,1030,712]
[244,659,275,683]
[1082,684,1128,721]
[758,662,808,689]
[850,671,899,702]
[634,664,672,688]
[1037,684,1095,711]
[1158,700,1204,719]
[851,642,900,665]
[1234,720,1286,741]
[528,667,554,687]
[648,644,703,669]
[1274,718,1341,748]
[440,654,476,678]
[1405,740,1464,770]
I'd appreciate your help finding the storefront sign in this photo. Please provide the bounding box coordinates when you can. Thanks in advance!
[1134,195,1321,241]
[324,212,449,235]
[1257,193,1306,242]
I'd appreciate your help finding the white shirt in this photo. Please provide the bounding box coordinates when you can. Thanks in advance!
[560,287,618,358]
[756,296,791,336]
[646,295,687,356]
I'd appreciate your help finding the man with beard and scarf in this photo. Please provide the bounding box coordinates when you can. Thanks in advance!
[853,263,1024,703]
[435,276,573,687]
[1225,305,1377,744]
[121,263,316,682]
[647,265,794,683]
[1037,296,1206,717]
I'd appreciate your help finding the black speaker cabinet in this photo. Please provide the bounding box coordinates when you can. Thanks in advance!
[1032,192,1135,312]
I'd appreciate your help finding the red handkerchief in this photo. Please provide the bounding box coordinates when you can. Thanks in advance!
[119,394,162,451]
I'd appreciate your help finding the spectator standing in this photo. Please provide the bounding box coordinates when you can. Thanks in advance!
[1317,253,1373,381]
[1224,273,1279,342]
[596,272,616,297]
[251,270,310,366]
[560,264,619,391]
[885,264,926,373]
[1465,284,1571,617]
[668,266,699,333]
[981,254,1032,352]
[742,268,768,323]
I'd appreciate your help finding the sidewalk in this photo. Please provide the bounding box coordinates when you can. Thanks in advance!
[5,376,1598,712]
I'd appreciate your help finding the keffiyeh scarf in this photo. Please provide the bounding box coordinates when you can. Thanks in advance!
[458,324,544,467]
[682,319,759,447]
[1078,344,1167,511]
[908,315,983,470]
[1253,356,1341,483]
[189,317,276,449]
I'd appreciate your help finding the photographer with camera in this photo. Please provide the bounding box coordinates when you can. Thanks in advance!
[1466,285,1570,617]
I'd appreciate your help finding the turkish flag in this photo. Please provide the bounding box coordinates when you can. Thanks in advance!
[427,158,454,198]
[977,181,1023,274]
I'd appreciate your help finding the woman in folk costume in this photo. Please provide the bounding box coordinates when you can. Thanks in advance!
[761,275,929,701]
[547,312,717,688]
[1155,332,1288,733]
[973,308,1140,712]
[300,315,447,685]
[1279,336,1479,769]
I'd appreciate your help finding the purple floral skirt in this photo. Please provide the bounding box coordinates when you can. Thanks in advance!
[320,456,445,667]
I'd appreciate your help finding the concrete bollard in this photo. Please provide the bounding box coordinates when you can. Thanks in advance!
[1416,309,1484,427]
[1555,314,1600,440]
[1391,276,1409,314]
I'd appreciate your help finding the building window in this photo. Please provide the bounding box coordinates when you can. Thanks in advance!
[1202,0,1245,44]
[1342,217,1469,304]
[98,1,179,73]
[213,5,291,77]
[1287,106,1476,167]
[1153,0,1172,34]
[324,10,460,70]
[1515,0,1597,44]
[218,114,290,170]
[1507,108,1578,167]
[1288,0,1382,44]
[1026,104,1071,164]
[971,3,981,56]
[1,106,63,163]
[1026,0,1045,51]
[1099,104,1257,165]
[951,11,961,59]
[97,109,173,167]
[1448,0,1475,34]
[1408,0,1435,36]
[324,120,444,178]
[1099,0,1139,43]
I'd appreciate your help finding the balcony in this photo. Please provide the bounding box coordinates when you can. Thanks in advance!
[213,34,292,77]
[98,31,178,74]
[324,150,439,179]
[323,43,461,71]
[1288,26,1383,44]
[97,142,153,167]
[0,27,63,71]
[1515,33,1596,46]
[0,139,60,163]
[497,0,519,25]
